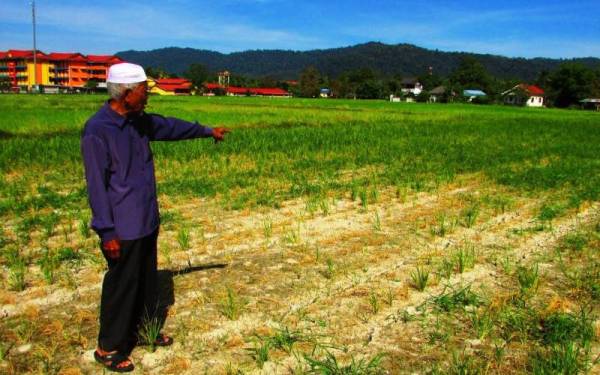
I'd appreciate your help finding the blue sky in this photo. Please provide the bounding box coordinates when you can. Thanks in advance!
[2,0,599,58]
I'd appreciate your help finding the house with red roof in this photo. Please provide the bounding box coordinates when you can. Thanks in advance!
[203,83,291,97]
[502,84,545,107]
[148,77,192,95]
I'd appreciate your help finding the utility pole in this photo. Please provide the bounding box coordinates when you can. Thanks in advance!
[31,0,37,92]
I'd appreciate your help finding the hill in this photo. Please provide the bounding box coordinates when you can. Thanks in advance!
[116,42,600,81]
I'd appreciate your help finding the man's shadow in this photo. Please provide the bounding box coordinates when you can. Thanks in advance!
[149,263,227,346]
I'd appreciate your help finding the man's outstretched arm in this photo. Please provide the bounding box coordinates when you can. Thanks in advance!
[146,113,230,142]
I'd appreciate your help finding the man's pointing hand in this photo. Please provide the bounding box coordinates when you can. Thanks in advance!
[212,127,230,143]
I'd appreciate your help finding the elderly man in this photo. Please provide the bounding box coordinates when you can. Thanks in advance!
[81,62,229,372]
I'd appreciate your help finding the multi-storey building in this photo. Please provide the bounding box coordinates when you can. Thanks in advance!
[0,50,51,89]
[0,49,123,91]
[47,52,89,87]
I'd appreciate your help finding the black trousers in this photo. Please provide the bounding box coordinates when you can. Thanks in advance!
[98,229,159,354]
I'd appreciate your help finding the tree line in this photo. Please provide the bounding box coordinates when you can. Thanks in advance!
[171,57,600,108]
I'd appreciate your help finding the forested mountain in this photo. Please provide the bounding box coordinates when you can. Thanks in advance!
[116,42,600,81]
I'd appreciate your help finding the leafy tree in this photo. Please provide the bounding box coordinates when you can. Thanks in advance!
[385,78,401,96]
[418,72,443,91]
[592,68,600,97]
[184,63,209,89]
[356,79,383,99]
[334,68,384,99]
[145,66,173,79]
[449,56,493,93]
[299,66,321,98]
[548,63,595,107]
[258,75,277,88]
[416,91,430,102]
[535,70,551,90]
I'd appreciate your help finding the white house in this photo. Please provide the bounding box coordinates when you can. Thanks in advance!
[400,78,423,96]
[502,84,545,107]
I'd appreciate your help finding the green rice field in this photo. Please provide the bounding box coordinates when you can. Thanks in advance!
[0,95,599,374]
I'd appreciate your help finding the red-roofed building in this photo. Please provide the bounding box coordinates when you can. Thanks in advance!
[148,78,192,95]
[47,52,89,87]
[85,55,123,85]
[0,49,50,89]
[0,49,123,90]
[502,84,545,107]
[203,83,291,97]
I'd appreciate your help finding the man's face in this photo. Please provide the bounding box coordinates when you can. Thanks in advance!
[124,82,148,114]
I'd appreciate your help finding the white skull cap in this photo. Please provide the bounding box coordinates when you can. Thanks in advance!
[107,63,147,84]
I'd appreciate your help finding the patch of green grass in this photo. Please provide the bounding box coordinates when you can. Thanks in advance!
[539,310,595,347]
[537,202,566,223]
[559,232,589,252]
[470,309,495,340]
[530,342,591,375]
[432,285,481,313]
[265,326,306,353]
[304,350,386,375]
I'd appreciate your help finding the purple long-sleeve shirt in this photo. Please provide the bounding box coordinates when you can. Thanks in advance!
[81,102,213,242]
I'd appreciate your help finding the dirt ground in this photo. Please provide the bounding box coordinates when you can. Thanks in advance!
[1,174,599,374]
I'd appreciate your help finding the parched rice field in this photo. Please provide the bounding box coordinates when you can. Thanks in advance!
[0,95,599,374]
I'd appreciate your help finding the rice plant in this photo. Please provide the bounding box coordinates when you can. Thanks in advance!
[461,204,480,228]
[218,287,247,320]
[265,326,306,353]
[369,291,380,314]
[454,244,476,274]
[177,226,191,251]
[247,339,270,369]
[516,264,539,296]
[37,248,59,284]
[432,285,481,312]
[138,311,163,352]
[410,266,430,291]
[372,211,382,232]
[263,217,273,240]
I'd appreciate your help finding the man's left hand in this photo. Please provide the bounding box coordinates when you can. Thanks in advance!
[212,127,230,143]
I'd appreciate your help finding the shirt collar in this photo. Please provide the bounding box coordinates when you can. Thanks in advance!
[101,101,128,128]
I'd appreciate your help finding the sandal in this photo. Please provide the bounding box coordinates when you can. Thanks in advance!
[94,350,134,373]
[152,333,173,347]
[139,333,173,347]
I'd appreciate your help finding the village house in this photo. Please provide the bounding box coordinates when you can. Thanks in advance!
[502,84,545,107]
[463,89,487,102]
[203,83,291,97]
[320,88,331,98]
[400,77,423,96]
[148,77,192,95]
[428,86,448,102]
[580,98,600,111]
